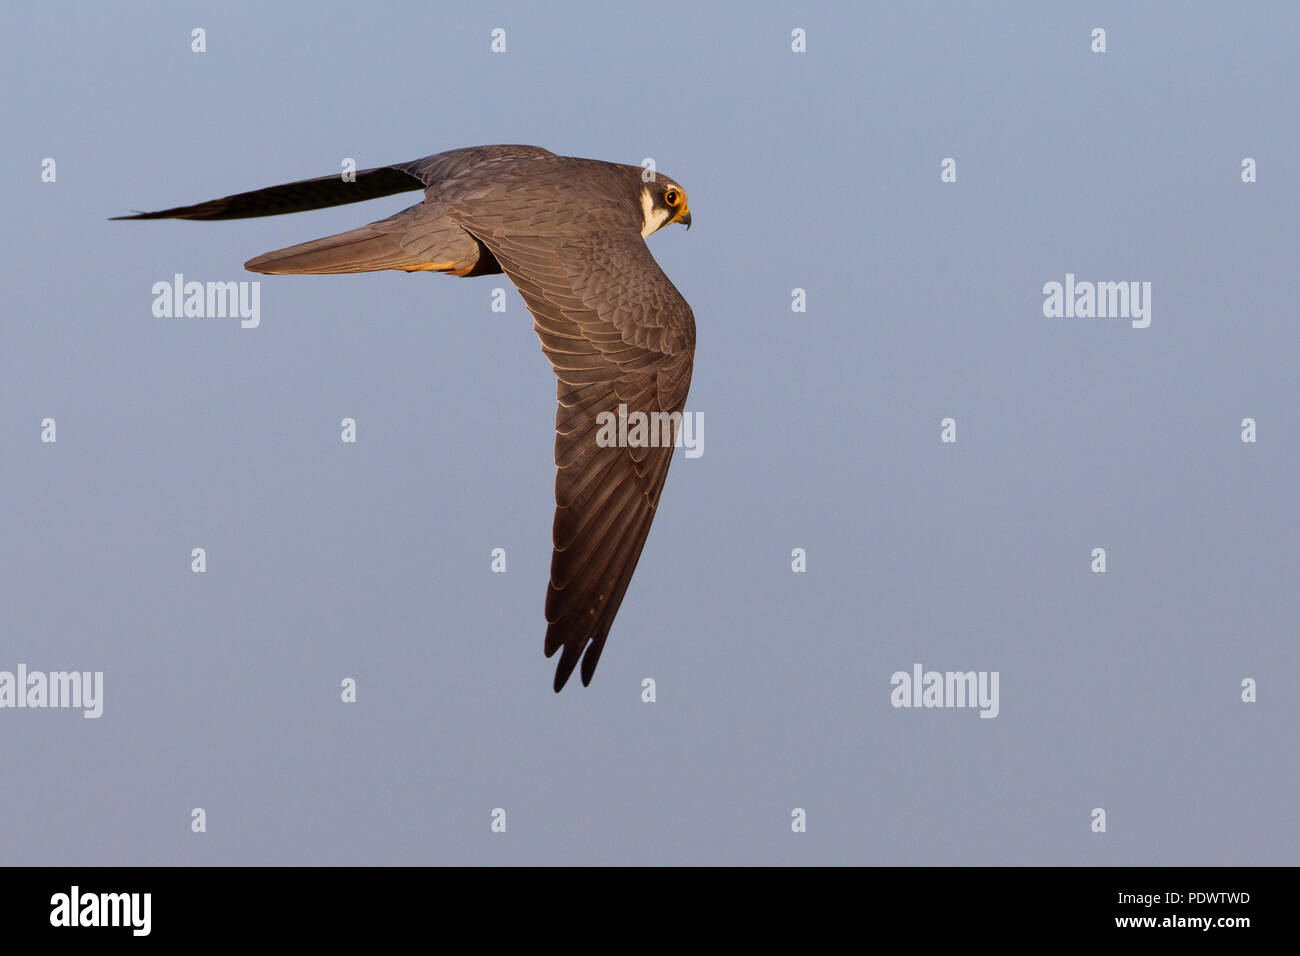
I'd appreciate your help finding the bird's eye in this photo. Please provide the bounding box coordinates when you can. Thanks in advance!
[664,189,679,206]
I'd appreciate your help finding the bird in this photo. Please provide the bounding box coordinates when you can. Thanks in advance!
[115,145,695,692]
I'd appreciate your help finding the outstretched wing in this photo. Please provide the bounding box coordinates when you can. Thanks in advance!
[110,166,425,220]
[466,223,695,691]
[111,145,557,221]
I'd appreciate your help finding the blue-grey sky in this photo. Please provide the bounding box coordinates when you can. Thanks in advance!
[1,1,1296,865]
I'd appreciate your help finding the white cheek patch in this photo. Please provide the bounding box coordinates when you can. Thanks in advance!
[640,188,672,238]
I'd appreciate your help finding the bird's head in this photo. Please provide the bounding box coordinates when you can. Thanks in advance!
[639,177,691,238]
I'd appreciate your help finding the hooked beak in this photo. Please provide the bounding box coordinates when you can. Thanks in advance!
[679,208,692,230]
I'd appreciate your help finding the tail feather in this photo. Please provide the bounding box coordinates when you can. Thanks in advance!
[244,204,476,275]
[246,224,445,275]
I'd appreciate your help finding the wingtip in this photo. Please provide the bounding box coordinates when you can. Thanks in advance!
[552,659,575,693]
[110,209,171,220]
[552,665,573,693]
[548,649,599,691]
[550,639,584,692]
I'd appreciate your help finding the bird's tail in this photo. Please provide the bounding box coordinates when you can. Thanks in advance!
[245,206,482,276]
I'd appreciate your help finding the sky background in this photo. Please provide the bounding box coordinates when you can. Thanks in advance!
[1,1,1296,865]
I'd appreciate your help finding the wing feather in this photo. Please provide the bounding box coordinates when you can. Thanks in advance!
[464,217,695,691]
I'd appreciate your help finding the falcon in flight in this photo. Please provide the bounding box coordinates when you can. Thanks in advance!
[116,145,695,691]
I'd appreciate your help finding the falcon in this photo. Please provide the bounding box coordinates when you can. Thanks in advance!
[116,145,695,691]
